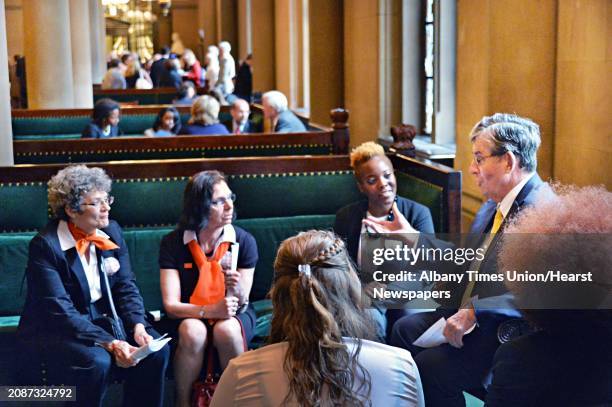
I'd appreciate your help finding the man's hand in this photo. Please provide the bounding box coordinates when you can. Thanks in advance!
[362,202,419,237]
[111,340,139,368]
[443,308,476,348]
[133,323,153,347]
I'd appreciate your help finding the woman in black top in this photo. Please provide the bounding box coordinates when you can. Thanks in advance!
[81,98,123,138]
[159,170,258,407]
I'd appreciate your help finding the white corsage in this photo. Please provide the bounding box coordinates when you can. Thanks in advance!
[101,257,120,276]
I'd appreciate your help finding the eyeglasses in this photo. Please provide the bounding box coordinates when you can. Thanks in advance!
[81,196,114,208]
[472,153,504,167]
[211,193,236,207]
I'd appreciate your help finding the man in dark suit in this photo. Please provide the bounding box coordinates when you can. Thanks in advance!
[150,46,170,87]
[366,113,545,406]
[226,98,258,134]
[17,165,169,407]
[262,90,307,133]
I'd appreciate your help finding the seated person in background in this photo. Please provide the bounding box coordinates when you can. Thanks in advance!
[262,90,307,133]
[144,107,181,137]
[226,98,257,134]
[334,142,434,340]
[124,57,153,89]
[211,230,425,406]
[159,58,183,89]
[82,98,123,138]
[101,58,126,90]
[180,95,229,135]
[181,49,202,87]
[173,80,196,106]
[160,170,258,407]
[486,185,612,406]
[17,165,169,407]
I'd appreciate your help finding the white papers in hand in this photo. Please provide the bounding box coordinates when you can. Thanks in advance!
[412,317,476,348]
[132,335,172,363]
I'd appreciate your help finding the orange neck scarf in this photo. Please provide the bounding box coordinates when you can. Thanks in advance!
[188,239,230,306]
[67,222,119,255]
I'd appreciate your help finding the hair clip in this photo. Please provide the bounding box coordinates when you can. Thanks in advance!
[297,264,311,277]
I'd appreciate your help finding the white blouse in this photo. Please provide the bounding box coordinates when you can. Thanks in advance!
[210,337,424,406]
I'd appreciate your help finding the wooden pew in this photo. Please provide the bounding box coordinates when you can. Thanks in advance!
[92,86,207,105]
[12,109,349,163]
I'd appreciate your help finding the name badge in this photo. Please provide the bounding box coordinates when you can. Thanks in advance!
[184,263,193,269]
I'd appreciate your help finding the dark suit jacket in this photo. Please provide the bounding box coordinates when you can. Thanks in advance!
[81,123,122,139]
[486,329,612,406]
[17,220,149,345]
[334,196,435,265]
[468,174,545,310]
[275,110,307,133]
[150,57,168,87]
[223,119,260,134]
[179,123,230,136]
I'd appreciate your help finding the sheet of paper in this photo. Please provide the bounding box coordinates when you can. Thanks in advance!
[413,317,476,348]
[132,335,172,362]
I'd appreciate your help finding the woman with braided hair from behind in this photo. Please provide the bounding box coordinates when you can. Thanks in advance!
[210,230,425,406]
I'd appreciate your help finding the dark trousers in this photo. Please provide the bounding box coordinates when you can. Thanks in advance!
[20,303,170,407]
[390,309,506,407]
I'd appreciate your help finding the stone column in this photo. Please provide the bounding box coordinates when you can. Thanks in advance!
[250,0,274,92]
[275,0,308,110]
[23,0,74,108]
[0,0,14,166]
[198,0,218,58]
[237,0,252,59]
[70,0,93,108]
[89,0,106,84]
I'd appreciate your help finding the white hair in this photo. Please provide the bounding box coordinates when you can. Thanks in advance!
[219,41,232,52]
[208,45,219,56]
[263,90,288,113]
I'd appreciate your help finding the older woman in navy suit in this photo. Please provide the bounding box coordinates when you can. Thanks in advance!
[17,165,169,407]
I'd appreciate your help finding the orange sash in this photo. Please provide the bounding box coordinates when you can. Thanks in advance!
[67,222,119,255]
[188,240,230,306]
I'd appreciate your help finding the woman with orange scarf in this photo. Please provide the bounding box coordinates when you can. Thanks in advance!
[159,170,258,407]
[17,165,169,407]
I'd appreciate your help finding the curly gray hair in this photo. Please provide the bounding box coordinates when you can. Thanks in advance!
[48,165,112,220]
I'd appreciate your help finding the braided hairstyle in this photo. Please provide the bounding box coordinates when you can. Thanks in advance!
[270,230,377,407]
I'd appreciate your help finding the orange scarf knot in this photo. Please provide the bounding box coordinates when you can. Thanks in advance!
[68,222,119,255]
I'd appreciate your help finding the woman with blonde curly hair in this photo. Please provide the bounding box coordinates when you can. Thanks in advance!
[334,141,435,340]
[211,230,424,406]
[180,95,229,135]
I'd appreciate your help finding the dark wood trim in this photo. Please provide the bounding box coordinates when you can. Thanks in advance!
[390,153,462,234]
[0,155,353,183]
[13,132,335,156]
[93,87,190,96]
[12,105,196,118]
